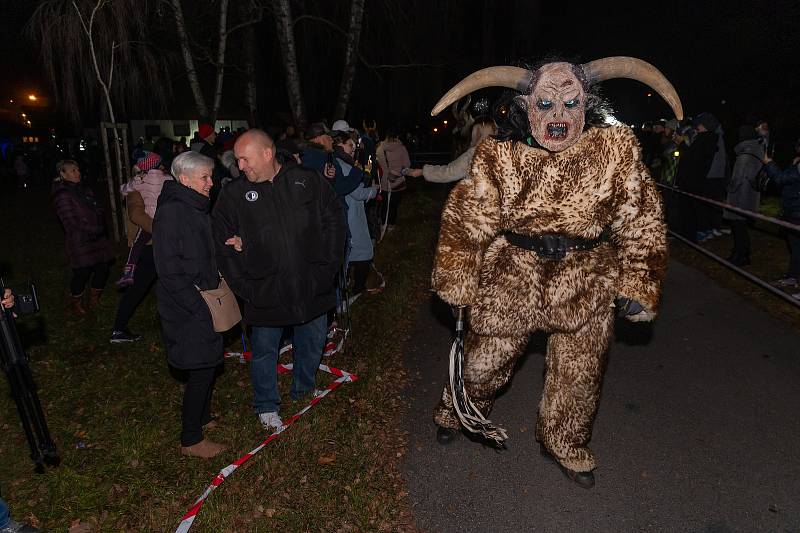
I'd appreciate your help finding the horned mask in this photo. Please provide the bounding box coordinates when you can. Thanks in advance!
[431,56,683,152]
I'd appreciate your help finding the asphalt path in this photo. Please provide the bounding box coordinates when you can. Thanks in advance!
[401,260,800,532]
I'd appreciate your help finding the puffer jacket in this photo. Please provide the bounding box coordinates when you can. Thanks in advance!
[51,180,114,268]
[153,180,222,370]
[724,139,764,221]
[213,163,346,326]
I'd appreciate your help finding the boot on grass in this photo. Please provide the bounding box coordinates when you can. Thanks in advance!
[180,439,228,458]
[87,288,103,310]
[70,293,87,316]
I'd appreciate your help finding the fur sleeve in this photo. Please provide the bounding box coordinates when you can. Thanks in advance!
[431,141,502,306]
[610,128,668,314]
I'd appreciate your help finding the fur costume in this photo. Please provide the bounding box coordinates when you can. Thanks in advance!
[429,57,680,476]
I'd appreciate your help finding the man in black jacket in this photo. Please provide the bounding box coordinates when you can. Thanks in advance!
[213,129,347,431]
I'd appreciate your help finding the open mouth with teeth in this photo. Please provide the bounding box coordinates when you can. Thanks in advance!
[546,122,569,139]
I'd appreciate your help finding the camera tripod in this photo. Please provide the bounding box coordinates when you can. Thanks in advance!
[0,294,59,473]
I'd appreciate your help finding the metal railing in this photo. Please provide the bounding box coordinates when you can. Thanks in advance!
[658,183,800,308]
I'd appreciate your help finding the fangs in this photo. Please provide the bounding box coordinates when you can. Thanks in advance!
[547,122,568,138]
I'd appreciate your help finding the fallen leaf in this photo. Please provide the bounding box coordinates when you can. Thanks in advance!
[317,453,337,465]
[265,508,276,518]
[69,519,93,532]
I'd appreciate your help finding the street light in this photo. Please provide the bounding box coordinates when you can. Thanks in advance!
[28,94,37,101]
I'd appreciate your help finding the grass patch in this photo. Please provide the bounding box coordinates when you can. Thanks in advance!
[0,180,446,532]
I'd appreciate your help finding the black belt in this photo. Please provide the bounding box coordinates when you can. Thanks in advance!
[504,229,609,260]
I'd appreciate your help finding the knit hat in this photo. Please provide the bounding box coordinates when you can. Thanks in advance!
[692,112,719,132]
[305,122,330,140]
[198,123,215,140]
[136,151,162,171]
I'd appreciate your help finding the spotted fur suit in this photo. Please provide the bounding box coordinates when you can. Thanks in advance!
[432,124,667,472]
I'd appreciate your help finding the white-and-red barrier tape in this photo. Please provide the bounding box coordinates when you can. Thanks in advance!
[175,362,358,533]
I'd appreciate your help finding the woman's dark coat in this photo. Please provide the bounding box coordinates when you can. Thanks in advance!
[51,180,114,268]
[153,180,222,369]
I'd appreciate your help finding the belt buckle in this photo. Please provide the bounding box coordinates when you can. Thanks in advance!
[539,235,566,261]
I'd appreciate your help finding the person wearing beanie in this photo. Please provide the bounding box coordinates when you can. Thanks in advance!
[109,151,172,342]
[194,122,228,204]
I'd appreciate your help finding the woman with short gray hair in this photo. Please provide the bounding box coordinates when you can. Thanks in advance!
[153,151,228,458]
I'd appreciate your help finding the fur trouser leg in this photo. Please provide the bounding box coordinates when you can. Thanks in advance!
[433,331,528,430]
[535,311,613,473]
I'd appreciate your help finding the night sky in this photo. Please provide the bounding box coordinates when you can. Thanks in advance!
[1,1,799,142]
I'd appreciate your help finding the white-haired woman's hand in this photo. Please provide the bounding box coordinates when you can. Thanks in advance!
[225,236,243,252]
[2,288,15,310]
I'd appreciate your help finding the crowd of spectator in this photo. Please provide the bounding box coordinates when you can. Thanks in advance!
[639,113,800,299]
[43,119,413,457]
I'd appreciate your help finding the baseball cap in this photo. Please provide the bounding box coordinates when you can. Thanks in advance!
[331,120,352,132]
[305,122,330,140]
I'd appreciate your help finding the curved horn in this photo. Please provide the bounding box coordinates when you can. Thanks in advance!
[582,56,683,120]
[431,66,531,116]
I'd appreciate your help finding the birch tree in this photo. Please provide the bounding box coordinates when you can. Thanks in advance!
[333,0,366,120]
[274,0,307,128]
[27,0,169,240]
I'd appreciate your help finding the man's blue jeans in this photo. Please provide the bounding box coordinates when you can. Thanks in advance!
[0,496,9,528]
[250,313,327,414]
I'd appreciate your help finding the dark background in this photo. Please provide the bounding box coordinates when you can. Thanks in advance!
[1,0,798,144]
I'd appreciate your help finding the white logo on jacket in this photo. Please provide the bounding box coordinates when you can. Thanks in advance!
[245,190,258,202]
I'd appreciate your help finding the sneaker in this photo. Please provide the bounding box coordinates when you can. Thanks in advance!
[324,329,346,357]
[258,411,283,431]
[772,277,798,288]
[719,228,732,235]
[346,291,362,306]
[712,229,723,237]
[0,518,41,533]
[695,231,709,242]
[110,328,142,343]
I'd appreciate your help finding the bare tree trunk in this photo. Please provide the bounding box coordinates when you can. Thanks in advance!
[74,0,124,240]
[169,0,209,119]
[334,0,365,120]
[274,0,306,128]
[209,0,229,123]
[244,21,257,127]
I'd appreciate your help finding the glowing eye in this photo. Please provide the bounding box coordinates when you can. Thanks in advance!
[536,99,553,110]
[565,99,580,109]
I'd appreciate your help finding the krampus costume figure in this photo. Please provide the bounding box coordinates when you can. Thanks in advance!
[430,57,682,488]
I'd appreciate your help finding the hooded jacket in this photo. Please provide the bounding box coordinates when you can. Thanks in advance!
[152,180,222,370]
[724,139,764,221]
[212,163,347,326]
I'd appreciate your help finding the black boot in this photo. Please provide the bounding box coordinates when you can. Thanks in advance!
[436,426,459,445]
[539,444,595,489]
